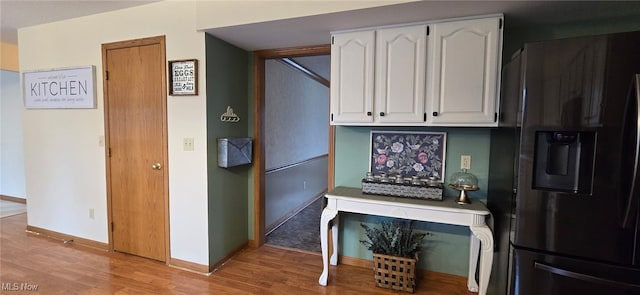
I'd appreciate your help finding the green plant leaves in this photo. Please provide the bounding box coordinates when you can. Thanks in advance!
[359,220,426,258]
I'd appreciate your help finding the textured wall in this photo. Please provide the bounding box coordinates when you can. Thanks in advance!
[265,156,328,231]
[265,59,329,170]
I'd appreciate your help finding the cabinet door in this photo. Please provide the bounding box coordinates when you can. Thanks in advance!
[375,25,427,124]
[330,31,375,125]
[428,17,503,126]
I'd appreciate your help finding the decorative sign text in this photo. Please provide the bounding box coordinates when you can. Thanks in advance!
[169,59,198,95]
[23,66,96,109]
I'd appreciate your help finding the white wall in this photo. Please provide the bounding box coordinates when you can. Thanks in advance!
[19,1,209,265]
[0,70,26,199]
[17,0,414,268]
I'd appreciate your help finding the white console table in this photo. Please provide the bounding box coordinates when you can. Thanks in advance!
[318,186,493,295]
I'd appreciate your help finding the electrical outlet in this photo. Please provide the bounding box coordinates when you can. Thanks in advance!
[183,137,194,151]
[461,155,471,170]
[89,208,95,219]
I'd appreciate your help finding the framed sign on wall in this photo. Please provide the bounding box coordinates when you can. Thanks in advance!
[168,59,198,95]
[23,65,96,109]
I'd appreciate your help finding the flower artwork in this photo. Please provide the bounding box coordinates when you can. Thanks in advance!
[370,131,446,180]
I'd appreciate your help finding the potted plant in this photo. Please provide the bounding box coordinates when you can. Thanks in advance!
[360,220,426,293]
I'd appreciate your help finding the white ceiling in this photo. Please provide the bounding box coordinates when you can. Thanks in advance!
[2,1,640,50]
[206,1,640,51]
[0,0,160,44]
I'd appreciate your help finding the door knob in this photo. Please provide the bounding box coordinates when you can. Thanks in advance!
[151,163,162,170]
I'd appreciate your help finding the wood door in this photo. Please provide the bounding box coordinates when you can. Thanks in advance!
[102,36,168,261]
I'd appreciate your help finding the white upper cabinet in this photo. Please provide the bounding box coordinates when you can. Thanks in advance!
[330,14,503,126]
[375,25,427,124]
[331,24,427,125]
[330,30,375,124]
[427,16,503,126]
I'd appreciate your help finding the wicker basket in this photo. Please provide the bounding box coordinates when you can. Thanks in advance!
[372,253,417,293]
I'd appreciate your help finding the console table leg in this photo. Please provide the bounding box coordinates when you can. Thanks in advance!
[319,208,338,286]
[470,224,494,295]
[467,233,480,292]
[330,214,339,265]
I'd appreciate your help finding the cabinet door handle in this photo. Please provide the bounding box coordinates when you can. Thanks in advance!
[379,112,385,116]
[367,111,372,116]
[432,112,439,116]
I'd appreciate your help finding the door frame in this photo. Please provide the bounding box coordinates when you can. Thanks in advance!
[101,35,170,261]
[251,44,333,247]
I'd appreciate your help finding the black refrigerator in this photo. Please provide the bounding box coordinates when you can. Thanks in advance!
[492,31,640,295]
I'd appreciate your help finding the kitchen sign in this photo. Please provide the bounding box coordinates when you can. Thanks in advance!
[169,59,198,95]
[23,66,96,109]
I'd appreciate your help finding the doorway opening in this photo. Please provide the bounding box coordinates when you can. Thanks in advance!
[253,45,334,252]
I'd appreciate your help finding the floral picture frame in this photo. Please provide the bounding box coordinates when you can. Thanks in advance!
[369,131,447,181]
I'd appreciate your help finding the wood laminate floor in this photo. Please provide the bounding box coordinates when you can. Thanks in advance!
[0,213,473,294]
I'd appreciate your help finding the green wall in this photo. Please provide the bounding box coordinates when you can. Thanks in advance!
[246,52,255,240]
[334,126,491,276]
[205,35,251,265]
[331,13,640,278]
[202,10,640,274]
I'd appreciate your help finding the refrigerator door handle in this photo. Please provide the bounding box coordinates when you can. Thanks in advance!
[622,74,640,229]
[534,261,640,291]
